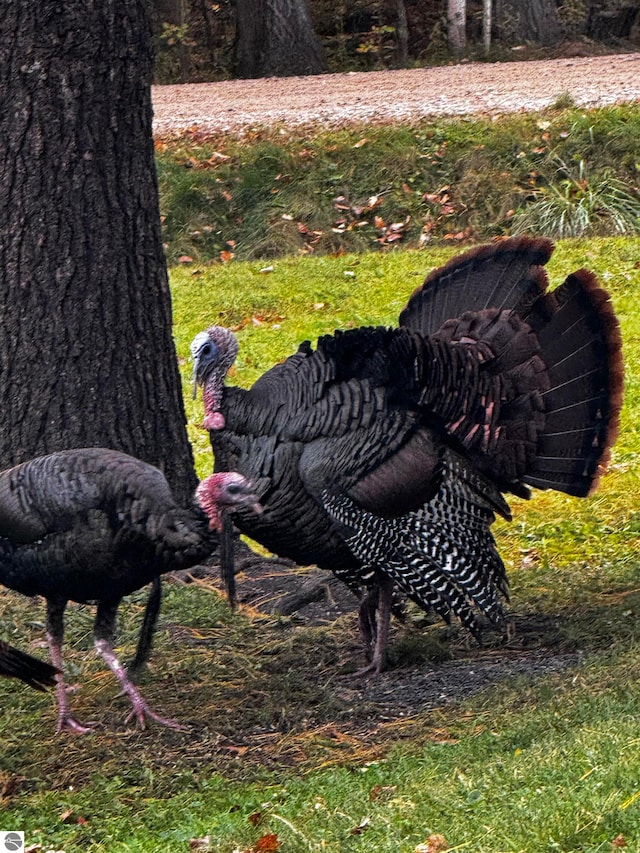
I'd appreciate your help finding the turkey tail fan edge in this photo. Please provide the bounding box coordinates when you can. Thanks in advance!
[399,236,555,336]
[524,267,624,497]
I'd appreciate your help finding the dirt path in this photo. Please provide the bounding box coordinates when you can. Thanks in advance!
[152,52,640,136]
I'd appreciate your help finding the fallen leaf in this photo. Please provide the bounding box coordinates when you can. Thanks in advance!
[190,837,211,851]
[59,808,87,825]
[349,817,371,835]
[0,773,21,803]
[254,833,280,851]
[178,255,194,263]
[414,833,449,853]
[369,784,397,801]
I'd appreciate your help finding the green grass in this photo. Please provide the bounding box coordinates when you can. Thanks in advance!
[157,104,640,264]
[2,236,640,852]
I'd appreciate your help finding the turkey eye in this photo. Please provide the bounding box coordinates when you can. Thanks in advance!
[226,482,242,495]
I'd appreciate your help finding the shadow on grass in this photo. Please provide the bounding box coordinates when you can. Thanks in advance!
[2,565,639,798]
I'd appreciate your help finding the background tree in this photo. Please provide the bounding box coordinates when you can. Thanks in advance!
[483,0,492,54]
[447,0,467,54]
[234,0,327,78]
[155,0,192,81]
[494,0,562,45]
[0,0,197,503]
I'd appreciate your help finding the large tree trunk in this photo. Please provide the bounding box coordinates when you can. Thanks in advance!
[494,0,561,45]
[0,0,197,503]
[234,0,327,78]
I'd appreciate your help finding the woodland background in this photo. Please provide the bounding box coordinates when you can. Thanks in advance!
[153,0,640,83]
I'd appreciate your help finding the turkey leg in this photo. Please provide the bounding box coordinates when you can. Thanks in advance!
[94,599,187,731]
[46,597,95,734]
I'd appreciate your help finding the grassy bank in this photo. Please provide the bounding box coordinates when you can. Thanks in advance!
[1,236,639,852]
[157,104,640,265]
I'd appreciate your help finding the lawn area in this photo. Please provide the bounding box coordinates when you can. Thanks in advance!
[1,236,639,853]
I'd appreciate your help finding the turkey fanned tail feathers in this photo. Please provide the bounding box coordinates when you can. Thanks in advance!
[192,237,623,674]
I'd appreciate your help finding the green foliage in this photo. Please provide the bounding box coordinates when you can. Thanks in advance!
[2,237,640,851]
[157,104,640,262]
[512,156,640,238]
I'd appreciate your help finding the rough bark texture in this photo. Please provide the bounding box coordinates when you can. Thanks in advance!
[495,0,562,45]
[0,0,197,503]
[234,0,327,78]
[447,0,467,54]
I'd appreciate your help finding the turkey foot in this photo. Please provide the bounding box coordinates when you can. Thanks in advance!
[123,698,189,732]
[54,681,97,735]
[56,711,97,735]
[353,576,393,678]
[96,639,188,731]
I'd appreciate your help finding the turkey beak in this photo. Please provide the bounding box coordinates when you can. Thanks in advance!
[237,492,263,516]
[249,498,263,516]
[191,355,201,400]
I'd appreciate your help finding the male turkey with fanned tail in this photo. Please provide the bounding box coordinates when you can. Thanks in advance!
[191,237,624,675]
[0,448,261,732]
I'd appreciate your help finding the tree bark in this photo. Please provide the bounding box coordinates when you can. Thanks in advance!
[483,0,492,54]
[494,0,561,45]
[0,0,197,503]
[447,0,467,54]
[234,0,327,78]
[396,0,409,68]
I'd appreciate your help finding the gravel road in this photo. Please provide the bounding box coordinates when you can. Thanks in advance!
[152,52,640,136]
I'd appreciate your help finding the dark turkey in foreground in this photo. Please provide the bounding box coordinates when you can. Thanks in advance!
[191,237,624,674]
[0,448,261,732]
[0,638,59,691]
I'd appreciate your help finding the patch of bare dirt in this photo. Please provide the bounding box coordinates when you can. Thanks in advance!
[152,52,640,137]
[184,546,583,723]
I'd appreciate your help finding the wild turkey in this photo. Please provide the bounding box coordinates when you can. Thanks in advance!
[0,447,261,732]
[0,639,58,691]
[191,237,623,674]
